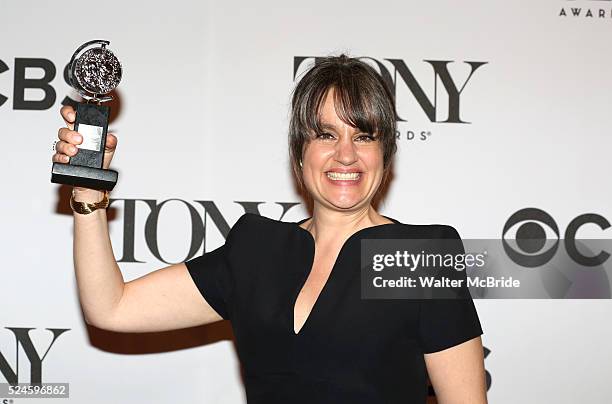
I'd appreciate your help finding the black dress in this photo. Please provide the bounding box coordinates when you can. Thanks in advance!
[185,213,483,404]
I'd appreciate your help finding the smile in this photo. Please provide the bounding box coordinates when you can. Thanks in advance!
[326,172,361,181]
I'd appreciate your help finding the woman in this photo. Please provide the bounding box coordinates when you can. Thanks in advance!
[52,54,487,403]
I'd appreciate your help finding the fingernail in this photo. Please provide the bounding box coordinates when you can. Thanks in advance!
[68,112,75,121]
[74,134,82,143]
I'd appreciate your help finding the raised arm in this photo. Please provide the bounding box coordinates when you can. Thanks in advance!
[53,105,222,332]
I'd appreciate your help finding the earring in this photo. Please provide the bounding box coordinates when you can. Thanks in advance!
[299,160,303,168]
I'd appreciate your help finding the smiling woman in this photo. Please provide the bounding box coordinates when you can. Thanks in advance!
[289,54,397,208]
[57,53,486,404]
[189,54,486,403]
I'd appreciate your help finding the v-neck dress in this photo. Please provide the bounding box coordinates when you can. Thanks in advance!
[185,213,483,404]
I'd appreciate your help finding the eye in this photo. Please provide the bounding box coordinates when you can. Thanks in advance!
[315,132,335,141]
[355,134,377,142]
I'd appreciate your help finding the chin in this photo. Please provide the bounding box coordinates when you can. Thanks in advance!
[324,193,369,210]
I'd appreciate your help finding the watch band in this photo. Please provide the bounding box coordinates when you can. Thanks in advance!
[70,189,110,215]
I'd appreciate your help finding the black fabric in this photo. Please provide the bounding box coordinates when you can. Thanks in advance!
[185,213,483,404]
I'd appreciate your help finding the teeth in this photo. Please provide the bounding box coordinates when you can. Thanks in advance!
[327,172,360,180]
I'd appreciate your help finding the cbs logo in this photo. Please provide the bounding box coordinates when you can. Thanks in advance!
[502,208,610,268]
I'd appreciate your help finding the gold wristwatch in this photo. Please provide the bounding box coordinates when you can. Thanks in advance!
[70,189,110,215]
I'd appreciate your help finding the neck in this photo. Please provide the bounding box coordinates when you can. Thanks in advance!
[302,204,392,244]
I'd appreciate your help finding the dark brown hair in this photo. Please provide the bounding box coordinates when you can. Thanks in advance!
[288,54,397,198]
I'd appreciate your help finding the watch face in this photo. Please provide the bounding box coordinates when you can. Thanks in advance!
[73,47,122,95]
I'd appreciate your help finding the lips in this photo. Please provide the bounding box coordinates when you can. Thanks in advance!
[325,168,362,173]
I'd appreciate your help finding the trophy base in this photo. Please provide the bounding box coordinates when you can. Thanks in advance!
[51,162,118,191]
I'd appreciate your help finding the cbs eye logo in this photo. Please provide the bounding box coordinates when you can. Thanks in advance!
[502,208,611,268]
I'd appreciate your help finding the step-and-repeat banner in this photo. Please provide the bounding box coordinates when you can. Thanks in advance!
[1,1,610,403]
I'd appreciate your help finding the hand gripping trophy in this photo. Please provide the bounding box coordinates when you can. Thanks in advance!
[51,40,122,191]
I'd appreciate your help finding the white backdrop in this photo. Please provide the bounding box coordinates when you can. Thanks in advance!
[1,0,611,403]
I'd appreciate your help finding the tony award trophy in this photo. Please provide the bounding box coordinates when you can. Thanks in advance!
[51,40,121,191]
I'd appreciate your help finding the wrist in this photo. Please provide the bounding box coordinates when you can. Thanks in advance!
[72,188,105,203]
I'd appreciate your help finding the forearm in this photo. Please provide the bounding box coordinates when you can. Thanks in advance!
[73,190,125,327]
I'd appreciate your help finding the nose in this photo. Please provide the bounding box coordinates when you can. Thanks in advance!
[333,135,358,166]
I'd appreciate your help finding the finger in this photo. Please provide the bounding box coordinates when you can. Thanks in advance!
[60,105,76,127]
[104,133,118,151]
[52,152,70,163]
[58,127,82,145]
[56,140,79,157]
